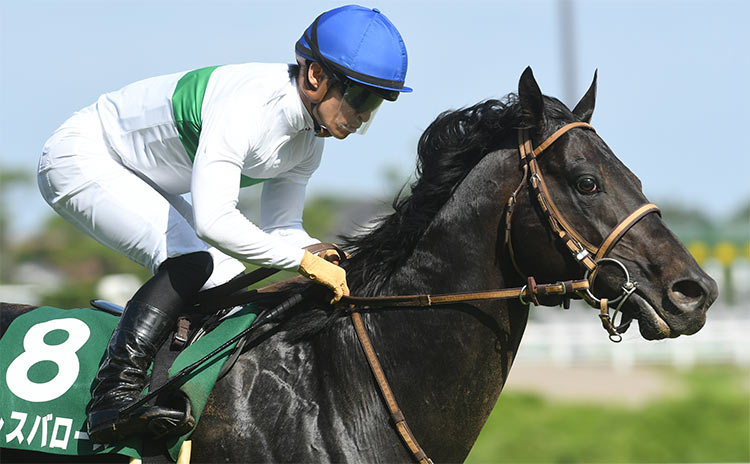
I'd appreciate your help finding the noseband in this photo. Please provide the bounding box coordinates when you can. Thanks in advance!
[505,122,660,341]
[337,122,661,342]
[339,122,661,463]
[194,123,662,464]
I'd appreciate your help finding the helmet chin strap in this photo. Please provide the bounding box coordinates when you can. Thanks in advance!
[303,16,337,137]
[309,97,331,137]
[301,60,332,137]
[312,106,330,137]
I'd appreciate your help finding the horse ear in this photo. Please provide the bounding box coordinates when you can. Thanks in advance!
[518,66,545,130]
[572,69,598,123]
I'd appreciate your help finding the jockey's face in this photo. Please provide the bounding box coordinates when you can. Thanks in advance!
[298,60,384,139]
[315,83,380,139]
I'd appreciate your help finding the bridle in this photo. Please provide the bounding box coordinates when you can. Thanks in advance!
[336,122,660,464]
[505,122,660,341]
[341,121,660,342]
[506,123,661,338]
[191,122,661,464]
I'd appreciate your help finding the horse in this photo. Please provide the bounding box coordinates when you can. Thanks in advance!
[1,67,717,463]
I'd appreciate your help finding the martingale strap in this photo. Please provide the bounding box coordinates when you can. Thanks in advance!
[351,312,432,464]
[187,122,661,462]
[343,278,588,464]
[342,123,661,463]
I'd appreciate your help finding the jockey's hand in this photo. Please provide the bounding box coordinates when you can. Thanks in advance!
[298,250,350,304]
[318,248,351,265]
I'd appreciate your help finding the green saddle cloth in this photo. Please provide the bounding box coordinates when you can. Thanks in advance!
[0,305,259,461]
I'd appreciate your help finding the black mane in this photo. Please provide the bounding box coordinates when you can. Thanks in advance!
[342,94,525,295]
[286,94,579,338]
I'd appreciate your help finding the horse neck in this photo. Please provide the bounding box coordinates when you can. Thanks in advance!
[356,147,531,460]
[386,145,521,295]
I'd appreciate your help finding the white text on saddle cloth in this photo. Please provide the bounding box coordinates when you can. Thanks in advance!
[0,411,87,450]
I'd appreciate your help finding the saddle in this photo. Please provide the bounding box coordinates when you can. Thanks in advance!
[83,243,342,460]
[82,295,283,463]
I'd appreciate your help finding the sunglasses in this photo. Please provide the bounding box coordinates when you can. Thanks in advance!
[330,72,398,114]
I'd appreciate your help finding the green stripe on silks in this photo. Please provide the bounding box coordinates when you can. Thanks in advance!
[0,305,260,462]
[172,66,218,161]
[172,66,268,189]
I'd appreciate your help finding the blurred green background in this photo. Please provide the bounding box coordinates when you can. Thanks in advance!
[467,367,748,463]
[1,2,748,462]
[1,167,748,463]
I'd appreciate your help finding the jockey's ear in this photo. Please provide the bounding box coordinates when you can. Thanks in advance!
[573,69,598,123]
[302,61,331,104]
[518,66,545,133]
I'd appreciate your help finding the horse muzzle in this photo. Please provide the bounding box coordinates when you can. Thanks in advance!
[627,272,718,340]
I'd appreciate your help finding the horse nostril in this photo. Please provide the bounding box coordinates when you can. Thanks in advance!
[669,279,706,310]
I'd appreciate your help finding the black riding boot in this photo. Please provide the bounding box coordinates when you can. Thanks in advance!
[86,299,193,443]
[86,251,213,444]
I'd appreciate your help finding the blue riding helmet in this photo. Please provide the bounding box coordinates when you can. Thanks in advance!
[295,5,412,100]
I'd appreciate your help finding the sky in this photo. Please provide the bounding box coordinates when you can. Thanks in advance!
[1,0,748,238]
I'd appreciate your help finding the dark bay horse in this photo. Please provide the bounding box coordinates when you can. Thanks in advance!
[1,68,717,463]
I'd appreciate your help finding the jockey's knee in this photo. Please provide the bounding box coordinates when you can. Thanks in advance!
[160,251,214,288]
[132,252,214,311]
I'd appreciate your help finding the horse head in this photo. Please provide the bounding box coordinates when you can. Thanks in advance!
[508,67,718,340]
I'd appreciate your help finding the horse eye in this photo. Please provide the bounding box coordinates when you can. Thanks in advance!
[576,176,598,194]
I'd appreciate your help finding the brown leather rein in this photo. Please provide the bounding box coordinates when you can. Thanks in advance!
[342,122,660,341]
[339,123,659,464]
[196,122,659,464]
[508,122,660,340]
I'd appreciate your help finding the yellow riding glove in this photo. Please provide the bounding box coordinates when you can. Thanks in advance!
[298,250,350,304]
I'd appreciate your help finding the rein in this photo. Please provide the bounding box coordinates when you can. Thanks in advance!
[339,122,660,341]
[191,123,659,463]
[338,123,659,464]
[507,122,660,341]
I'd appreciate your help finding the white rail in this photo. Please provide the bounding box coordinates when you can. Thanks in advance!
[517,304,749,369]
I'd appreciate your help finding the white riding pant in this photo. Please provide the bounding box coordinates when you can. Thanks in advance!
[37,105,246,290]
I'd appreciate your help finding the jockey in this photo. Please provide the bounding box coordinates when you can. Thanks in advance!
[37,5,411,444]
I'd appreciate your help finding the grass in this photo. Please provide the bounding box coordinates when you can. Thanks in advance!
[465,366,750,464]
